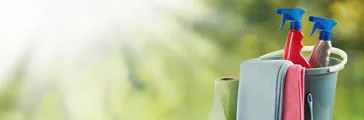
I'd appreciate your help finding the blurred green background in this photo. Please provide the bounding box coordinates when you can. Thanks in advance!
[0,0,363,120]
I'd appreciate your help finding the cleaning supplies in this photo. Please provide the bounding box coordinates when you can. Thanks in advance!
[237,60,292,120]
[282,64,305,120]
[208,77,239,120]
[308,16,337,68]
[276,8,312,68]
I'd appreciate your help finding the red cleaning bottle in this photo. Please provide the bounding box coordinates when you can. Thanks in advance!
[277,8,311,68]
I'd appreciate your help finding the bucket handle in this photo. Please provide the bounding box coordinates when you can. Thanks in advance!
[259,46,347,72]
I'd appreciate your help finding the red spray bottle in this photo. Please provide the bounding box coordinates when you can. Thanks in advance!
[276,8,311,68]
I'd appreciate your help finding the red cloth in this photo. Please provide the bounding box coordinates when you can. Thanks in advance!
[282,65,305,120]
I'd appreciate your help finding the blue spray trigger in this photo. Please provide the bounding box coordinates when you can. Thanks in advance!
[276,8,305,30]
[309,16,337,40]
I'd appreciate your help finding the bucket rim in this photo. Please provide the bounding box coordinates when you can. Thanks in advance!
[259,46,347,73]
[257,56,342,75]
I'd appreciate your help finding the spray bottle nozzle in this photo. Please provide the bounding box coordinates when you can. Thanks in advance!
[276,8,305,30]
[309,16,337,40]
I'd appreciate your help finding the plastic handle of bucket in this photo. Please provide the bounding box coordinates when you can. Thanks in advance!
[259,46,347,72]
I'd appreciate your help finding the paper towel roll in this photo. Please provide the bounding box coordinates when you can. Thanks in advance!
[208,77,239,120]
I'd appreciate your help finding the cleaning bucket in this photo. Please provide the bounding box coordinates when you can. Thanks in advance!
[258,46,347,120]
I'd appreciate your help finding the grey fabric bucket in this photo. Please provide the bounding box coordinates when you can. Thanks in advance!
[258,46,347,120]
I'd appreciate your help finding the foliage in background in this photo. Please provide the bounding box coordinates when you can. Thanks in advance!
[0,0,363,120]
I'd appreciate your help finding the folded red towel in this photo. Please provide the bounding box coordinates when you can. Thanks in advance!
[282,65,305,120]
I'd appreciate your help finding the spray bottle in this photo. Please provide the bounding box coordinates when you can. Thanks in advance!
[308,16,337,68]
[276,8,312,68]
